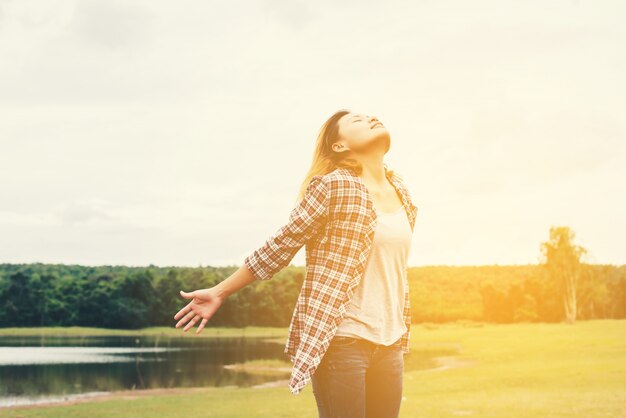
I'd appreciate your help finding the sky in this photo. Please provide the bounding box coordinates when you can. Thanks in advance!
[1,0,624,268]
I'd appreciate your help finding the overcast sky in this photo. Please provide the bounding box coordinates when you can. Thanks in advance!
[1,0,624,268]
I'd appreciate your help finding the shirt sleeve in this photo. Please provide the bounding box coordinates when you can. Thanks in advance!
[243,174,330,281]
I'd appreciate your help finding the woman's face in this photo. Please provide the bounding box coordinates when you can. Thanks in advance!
[334,112,390,156]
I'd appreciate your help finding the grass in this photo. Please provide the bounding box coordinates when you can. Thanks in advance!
[1,319,624,417]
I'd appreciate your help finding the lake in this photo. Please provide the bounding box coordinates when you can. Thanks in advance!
[0,334,289,408]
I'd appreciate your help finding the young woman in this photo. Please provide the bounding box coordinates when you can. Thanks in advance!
[173,109,418,418]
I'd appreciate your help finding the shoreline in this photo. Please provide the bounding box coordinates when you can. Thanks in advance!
[2,355,473,410]
[1,386,221,410]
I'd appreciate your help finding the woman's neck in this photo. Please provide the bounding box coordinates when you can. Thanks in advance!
[356,154,387,185]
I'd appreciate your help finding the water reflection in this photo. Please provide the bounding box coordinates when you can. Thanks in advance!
[0,334,462,408]
[0,346,182,365]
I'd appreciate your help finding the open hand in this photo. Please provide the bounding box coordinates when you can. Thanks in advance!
[173,288,224,334]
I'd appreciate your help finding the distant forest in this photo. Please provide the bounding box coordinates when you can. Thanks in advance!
[1,261,624,329]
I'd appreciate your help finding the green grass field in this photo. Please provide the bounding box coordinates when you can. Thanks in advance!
[2,319,624,417]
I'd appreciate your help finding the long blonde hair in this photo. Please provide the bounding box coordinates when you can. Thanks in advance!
[296,109,395,202]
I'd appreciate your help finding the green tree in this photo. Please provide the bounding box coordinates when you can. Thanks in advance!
[540,226,587,324]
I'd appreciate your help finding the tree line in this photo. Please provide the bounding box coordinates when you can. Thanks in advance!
[1,227,623,328]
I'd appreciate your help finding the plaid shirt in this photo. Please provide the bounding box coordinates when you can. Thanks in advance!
[244,166,418,395]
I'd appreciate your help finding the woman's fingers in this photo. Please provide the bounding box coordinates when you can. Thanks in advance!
[173,303,191,321]
[196,318,208,334]
[176,309,196,329]
[183,314,201,332]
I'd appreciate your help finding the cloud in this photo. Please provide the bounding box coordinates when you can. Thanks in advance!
[68,0,154,49]
[261,0,319,31]
[56,199,117,225]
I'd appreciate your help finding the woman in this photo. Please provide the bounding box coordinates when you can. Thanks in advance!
[173,109,418,418]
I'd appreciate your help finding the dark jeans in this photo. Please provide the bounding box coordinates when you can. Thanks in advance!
[311,335,404,418]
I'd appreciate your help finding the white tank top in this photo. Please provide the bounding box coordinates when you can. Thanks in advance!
[335,205,412,346]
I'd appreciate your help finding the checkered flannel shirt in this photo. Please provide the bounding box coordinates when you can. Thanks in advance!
[244,166,418,395]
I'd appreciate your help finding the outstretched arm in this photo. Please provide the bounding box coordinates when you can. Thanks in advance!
[243,174,330,281]
[173,174,330,333]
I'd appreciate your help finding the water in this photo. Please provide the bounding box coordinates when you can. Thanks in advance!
[0,334,290,407]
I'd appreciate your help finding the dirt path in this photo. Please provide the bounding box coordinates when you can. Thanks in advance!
[1,386,218,411]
